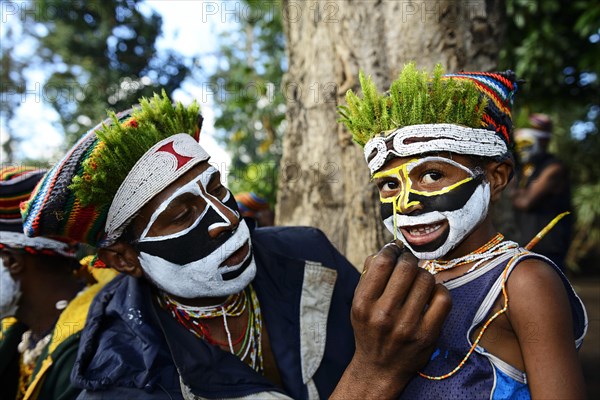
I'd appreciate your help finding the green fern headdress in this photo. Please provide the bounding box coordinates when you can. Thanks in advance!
[338,63,517,173]
[21,91,209,248]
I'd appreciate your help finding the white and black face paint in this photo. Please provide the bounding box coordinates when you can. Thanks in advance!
[383,183,491,259]
[133,166,256,299]
[0,257,21,319]
[377,157,490,260]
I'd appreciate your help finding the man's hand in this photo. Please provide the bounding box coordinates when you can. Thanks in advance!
[331,242,451,399]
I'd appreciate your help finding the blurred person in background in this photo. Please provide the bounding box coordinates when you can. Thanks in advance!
[0,166,115,400]
[235,192,275,227]
[511,113,573,271]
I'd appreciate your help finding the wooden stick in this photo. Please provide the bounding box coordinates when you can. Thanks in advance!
[525,211,571,250]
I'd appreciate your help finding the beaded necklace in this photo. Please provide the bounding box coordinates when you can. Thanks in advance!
[421,233,519,275]
[158,284,264,373]
[419,234,522,381]
[419,252,520,381]
[17,330,52,400]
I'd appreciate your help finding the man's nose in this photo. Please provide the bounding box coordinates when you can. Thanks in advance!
[207,196,240,239]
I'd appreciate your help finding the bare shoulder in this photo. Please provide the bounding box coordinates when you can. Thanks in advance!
[505,256,573,327]
[507,257,564,289]
[504,256,586,398]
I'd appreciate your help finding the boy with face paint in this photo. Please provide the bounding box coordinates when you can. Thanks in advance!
[21,92,450,399]
[0,166,113,400]
[338,64,587,399]
[511,113,573,271]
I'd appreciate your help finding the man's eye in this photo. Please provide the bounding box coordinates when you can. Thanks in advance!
[172,209,191,223]
[422,171,443,184]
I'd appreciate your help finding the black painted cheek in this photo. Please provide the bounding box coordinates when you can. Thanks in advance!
[222,191,241,214]
[409,176,483,213]
[381,202,394,222]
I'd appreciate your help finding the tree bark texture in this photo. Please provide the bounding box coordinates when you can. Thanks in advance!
[276,0,505,268]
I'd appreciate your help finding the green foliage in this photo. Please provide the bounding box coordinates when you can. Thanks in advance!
[502,0,599,107]
[207,0,286,204]
[70,91,200,208]
[227,161,279,206]
[573,183,600,230]
[0,24,28,163]
[24,0,190,147]
[338,64,487,147]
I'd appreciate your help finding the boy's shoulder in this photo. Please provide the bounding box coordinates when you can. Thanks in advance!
[506,250,587,344]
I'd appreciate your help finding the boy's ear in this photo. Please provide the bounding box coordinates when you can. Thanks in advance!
[487,159,514,202]
[97,241,143,278]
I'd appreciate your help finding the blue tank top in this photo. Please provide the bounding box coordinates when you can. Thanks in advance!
[400,249,587,399]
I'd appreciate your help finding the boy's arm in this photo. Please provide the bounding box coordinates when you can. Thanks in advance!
[331,244,452,399]
[507,258,586,399]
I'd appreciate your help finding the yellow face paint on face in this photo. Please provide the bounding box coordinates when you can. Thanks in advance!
[373,156,478,239]
[515,137,535,154]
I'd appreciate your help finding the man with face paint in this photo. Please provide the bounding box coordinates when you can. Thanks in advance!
[511,113,573,271]
[20,92,428,400]
[337,64,587,399]
[0,166,112,400]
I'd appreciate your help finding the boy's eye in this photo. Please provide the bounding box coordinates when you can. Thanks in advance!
[422,171,443,184]
[377,179,399,193]
[383,181,399,191]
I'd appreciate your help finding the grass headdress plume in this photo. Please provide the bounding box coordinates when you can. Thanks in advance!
[70,90,202,209]
[338,63,488,147]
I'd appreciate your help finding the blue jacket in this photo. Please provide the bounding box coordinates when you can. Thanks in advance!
[72,227,359,399]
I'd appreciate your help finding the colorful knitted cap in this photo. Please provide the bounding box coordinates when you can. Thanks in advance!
[21,91,209,248]
[235,192,270,218]
[1,166,77,258]
[338,63,517,173]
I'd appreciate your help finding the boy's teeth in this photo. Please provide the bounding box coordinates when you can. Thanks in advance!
[408,224,442,236]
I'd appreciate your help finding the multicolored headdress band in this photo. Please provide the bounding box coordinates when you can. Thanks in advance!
[0,166,77,258]
[338,64,517,173]
[21,91,208,248]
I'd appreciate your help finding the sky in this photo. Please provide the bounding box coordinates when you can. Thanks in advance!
[1,0,236,177]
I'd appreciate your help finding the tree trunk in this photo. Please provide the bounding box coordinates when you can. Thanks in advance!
[276,0,506,268]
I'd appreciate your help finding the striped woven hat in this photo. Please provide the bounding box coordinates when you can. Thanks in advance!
[21,91,209,248]
[1,167,47,232]
[442,70,517,145]
[0,166,77,258]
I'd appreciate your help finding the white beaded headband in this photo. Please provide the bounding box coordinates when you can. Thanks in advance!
[103,133,210,246]
[364,123,508,173]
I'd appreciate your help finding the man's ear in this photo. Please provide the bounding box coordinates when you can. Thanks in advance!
[487,159,514,202]
[97,241,143,278]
